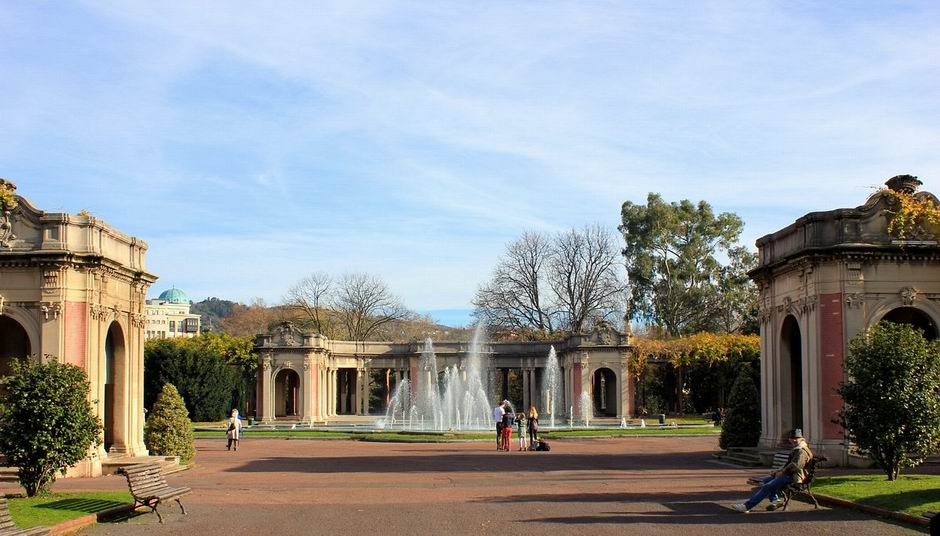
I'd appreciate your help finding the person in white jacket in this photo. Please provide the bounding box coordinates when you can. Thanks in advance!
[226,409,243,452]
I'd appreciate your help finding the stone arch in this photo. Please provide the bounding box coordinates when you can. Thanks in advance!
[866,297,940,339]
[0,315,32,396]
[274,368,301,418]
[591,367,618,417]
[0,306,40,360]
[103,321,128,454]
[872,305,939,341]
[779,314,803,435]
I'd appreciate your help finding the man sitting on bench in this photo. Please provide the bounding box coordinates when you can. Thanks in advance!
[732,429,812,513]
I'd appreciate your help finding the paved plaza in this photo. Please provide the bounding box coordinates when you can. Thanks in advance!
[15,436,913,535]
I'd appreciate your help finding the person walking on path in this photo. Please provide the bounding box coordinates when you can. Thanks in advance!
[493,401,506,451]
[226,409,243,452]
[732,429,812,512]
[517,413,528,451]
[527,406,539,446]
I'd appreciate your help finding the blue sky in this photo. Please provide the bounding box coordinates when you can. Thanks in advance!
[2,1,939,327]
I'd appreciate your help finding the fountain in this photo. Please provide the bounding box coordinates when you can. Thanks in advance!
[544,346,561,428]
[580,391,593,427]
[377,324,492,431]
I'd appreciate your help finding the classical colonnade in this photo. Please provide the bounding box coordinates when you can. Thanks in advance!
[255,322,632,423]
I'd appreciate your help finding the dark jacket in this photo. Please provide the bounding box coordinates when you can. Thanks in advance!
[781,442,813,483]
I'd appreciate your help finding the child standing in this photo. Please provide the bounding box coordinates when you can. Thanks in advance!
[517,413,528,451]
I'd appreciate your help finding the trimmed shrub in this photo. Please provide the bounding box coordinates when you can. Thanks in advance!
[838,321,940,480]
[0,357,102,496]
[145,383,195,463]
[719,364,761,449]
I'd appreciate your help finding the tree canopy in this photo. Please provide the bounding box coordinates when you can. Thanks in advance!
[631,332,759,376]
[284,271,413,341]
[473,225,627,336]
[620,193,757,336]
[0,358,102,496]
[838,321,940,480]
[144,334,255,421]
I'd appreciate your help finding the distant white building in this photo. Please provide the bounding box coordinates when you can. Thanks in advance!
[145,287,200,340]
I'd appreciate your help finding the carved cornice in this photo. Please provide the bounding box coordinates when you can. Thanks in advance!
[844,293,864,309]
[89,303,122,322]
[776,295,817,318]
[40,301,61,321]
[900,286,918,306]
[42,267,60,290]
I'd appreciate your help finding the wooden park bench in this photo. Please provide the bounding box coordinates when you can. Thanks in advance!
[0,497,49,535]
[117,463,191,524]
[924,511,937,531]
[747,451,827,511]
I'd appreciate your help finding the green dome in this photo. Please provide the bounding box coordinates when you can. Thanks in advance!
[158,287,190,304]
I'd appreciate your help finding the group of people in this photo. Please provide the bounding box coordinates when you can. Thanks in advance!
[493,400,541,451]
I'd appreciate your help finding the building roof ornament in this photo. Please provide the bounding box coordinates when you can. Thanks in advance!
[885,174,923,194]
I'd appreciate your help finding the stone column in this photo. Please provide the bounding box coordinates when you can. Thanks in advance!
[325,368,333,417]
[302,357,315,423]
[319,366,327,420]
[260,355,273,422]
[360,368,370,415]
[331,369,338,416]
[522,368,530,412]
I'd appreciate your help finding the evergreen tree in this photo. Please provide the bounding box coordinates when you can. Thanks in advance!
[145,338,236,421]
[145,383,195,463]
[0,358,102,496]
[719,364,761,449]
[838,321,940,480]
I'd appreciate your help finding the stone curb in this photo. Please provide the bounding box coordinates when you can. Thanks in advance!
[47,502,136,535]
[811,493,929,528]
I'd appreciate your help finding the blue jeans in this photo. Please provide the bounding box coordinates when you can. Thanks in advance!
[745,475,792,510]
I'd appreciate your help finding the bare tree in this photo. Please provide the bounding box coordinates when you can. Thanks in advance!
[219,298,276,337]
[472,231,556,334]
[474,227,627,335]
[548,225,628,332]
[285,271,334,336]
[332,272,411,341]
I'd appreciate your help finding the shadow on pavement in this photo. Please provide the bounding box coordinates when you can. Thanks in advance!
[523,505,865,526]
[473,491,744,504]
[223,451,727,474]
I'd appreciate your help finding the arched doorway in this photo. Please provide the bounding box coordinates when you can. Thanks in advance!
[275,369,300,418]
[104,322,126,453]
[0,316,31,396]
[780,315,803,434]
[881,307,938,340]
[592,368,618,417]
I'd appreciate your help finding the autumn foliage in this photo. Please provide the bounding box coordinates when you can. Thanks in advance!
[631,332,760,377]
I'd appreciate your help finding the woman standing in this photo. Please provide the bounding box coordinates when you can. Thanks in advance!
[528,406,539,447]
[226,409,243,452]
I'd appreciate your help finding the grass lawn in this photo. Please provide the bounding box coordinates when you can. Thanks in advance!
[813,474,940,517]
[5,491,133,529]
